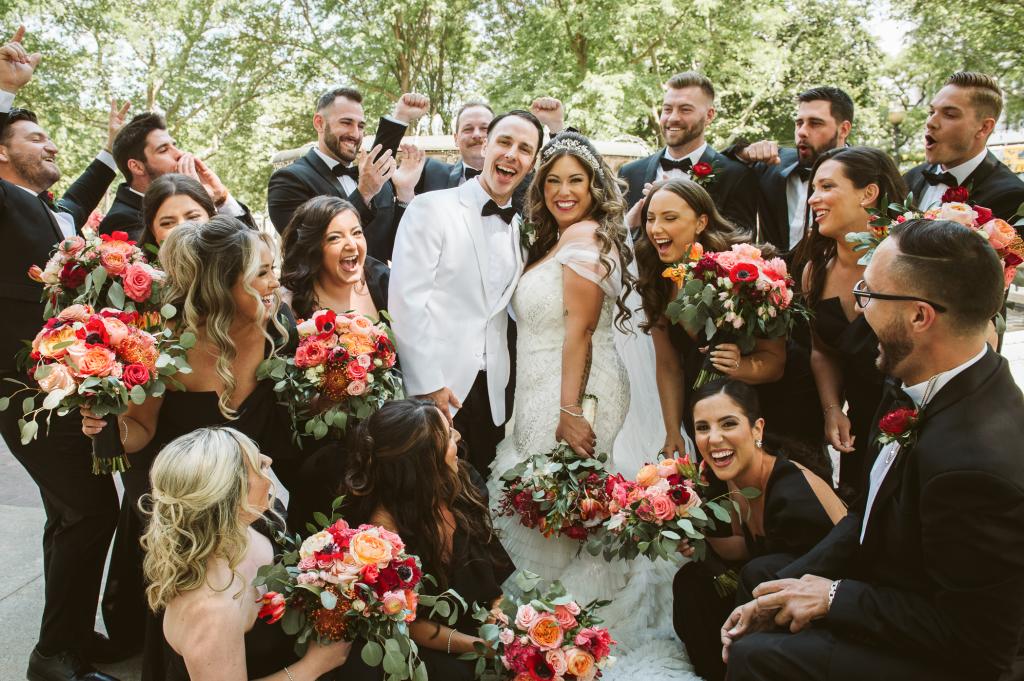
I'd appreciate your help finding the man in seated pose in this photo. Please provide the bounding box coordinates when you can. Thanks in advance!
[722,218,1024,680]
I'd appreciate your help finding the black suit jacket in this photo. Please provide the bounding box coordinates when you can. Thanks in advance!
[267,117,406,260]
[0,120,116,373]
[905,152,1024,226]
[745,146,803,250]
[417,157,460,193]
[618,144,760,234]
[777,349,1024,680]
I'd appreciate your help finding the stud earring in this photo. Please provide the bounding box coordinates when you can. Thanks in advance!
[755,439,763,448]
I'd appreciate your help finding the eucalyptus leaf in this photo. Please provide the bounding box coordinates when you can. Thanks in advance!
[107,281,126,309]
[361,641,384,666]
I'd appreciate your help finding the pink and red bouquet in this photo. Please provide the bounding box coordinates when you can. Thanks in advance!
[0,303,193,473]
[463,571,615,681]
[28,228,166,324]
[255,501,464,680]
[848,198,1024,289]
[662,243,806,387]
[588,454,758,564]
[259,308,402,442]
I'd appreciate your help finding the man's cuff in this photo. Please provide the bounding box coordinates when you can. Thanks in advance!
[383,114,409,128]
[217,195,245,217]
[96,150,117,173]
[0,90,15,113]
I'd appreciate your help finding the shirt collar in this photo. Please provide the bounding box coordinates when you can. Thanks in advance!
[129,187,145,198]
[940,148,988,185]
[469,176,511,209]
[664,142,707,167]
[313,146,344,170]
[903,345,987,407]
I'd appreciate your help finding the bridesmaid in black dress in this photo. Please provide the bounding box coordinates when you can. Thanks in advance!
[671,379,846,681]
[277,196,391,533]
[328,399,514,681]
[139,174,217,249]
[82,217,300,673]
[141,427,350,680]
[792,146,907,497]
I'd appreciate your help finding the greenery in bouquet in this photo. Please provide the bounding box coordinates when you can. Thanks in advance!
[460,570,615,681]
[255,498,465,681]
[258,308,403,443]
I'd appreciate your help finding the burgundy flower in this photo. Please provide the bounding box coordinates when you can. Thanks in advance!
[973,205,993,224]
[59,262,87,289]
[941,186,969,203]
[692,161,713,177]
[879,407,917,436]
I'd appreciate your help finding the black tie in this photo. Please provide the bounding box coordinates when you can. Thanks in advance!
[463,167,481,181]
[882,378,914,411]
[332,164,359,181]
[795,166,812,182]
[481,200,516,224]
[660,156,693,173]
[922,168,957,187]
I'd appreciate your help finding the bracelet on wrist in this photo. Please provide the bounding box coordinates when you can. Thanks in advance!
[119,417,128,446]
[282,665,295,681]
[559,406,583,418]
[446,628,457,655]
[822,403,840,415]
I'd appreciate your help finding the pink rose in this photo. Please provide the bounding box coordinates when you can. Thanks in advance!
[554,604,578,630]
[36,363,76,394]
[498,628,515,645]
[515,604,540,630]
[121,263,154,303]
[983,218,1017,250]
[356,353,372,368]
[656,459,678,478]
[545,648,568,675]
[348,315,374,335]
[345,361,368,381]
[381,591,406,616]
[294,339,328,368]
[937,202,977,227]
[346,379,367,396]
[650,494,677,522]
[66,343,117,377]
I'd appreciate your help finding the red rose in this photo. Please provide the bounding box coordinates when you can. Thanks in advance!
[973,205,993,224]
[942,186,969,203]
[59,262,87,289]
[122,363,150,388]
[1005,253,1023,267]
[728,262,759,283]
[879,407,917,436]
[692,161,713,177]
[563,525,588,540]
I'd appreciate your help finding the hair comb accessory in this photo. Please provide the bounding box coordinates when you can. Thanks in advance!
[542,138,601,173]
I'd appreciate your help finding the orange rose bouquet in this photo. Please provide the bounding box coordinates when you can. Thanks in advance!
[0,304,192,473]
[255,500,464,681]
[28,228,166,325]
[461,571,615,681]
[258,308,402,443]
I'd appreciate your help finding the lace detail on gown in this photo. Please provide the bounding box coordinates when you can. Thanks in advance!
[487,236,700,680]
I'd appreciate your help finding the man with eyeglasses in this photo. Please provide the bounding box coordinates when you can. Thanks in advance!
[722,218,1024,680]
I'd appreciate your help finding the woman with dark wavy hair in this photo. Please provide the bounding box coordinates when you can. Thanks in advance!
[333,399,512,681]
[140,173,216,248]
[279,195,389,321]
[791,145,907,496]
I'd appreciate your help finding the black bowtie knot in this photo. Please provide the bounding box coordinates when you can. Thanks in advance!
[882,378,915,411]
[660,156,693,173]
[463,166,481,180]
[481,199,517,224]
[922,168,957,187]
[332,164,359,181]
[795,165,812,182]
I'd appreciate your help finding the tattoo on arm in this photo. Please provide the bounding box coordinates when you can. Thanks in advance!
[578,341,593,404]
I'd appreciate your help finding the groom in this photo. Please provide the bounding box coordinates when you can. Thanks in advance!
[389,109,543,475]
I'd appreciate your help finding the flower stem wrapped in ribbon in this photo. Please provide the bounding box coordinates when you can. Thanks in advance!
[255,498,465,681]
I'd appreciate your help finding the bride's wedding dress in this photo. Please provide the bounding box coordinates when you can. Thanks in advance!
[487,231,701,680]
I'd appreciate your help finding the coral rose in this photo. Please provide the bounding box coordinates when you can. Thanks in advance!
[636,464,660,487]
[565,647,596,677]
[58,235,86,256]
[122,363,150,388]
[121,263,154,303]
[650,494,677,522]
[295,339,329,368]
[348,530,394,566]
[527,614,564,651]
[554,604,578,630]
[983,219,1017,250]
[100,250,129,276]
[33,325,77,360]
[66,343,117,377]
[36,363,76,394]
[345,361,368,381]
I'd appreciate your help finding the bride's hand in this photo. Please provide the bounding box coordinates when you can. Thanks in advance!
[555,412,596,457]
[662,431,689,458]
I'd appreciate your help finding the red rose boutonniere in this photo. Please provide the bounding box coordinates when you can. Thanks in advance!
[876,406,919,447]
[40,190,57,211]
[942,185,969,203]
[690,161,716,189]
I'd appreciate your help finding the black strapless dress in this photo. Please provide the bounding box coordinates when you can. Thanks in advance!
[811,298,884,495]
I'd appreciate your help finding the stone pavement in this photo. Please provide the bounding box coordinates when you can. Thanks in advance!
[3,331,1024,680]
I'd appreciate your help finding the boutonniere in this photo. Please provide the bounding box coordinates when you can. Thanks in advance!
[942,185,969,203]
[41,190,57,211]
[876,406,920,449]
[519,220,538,251]
[689,161,716,188]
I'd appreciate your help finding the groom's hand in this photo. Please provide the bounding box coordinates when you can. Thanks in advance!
[420,387,462,424]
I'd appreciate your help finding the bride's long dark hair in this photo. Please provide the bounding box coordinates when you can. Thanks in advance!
[524,131,635,330]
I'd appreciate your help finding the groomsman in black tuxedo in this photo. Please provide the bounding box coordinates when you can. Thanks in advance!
[722,219,1024,681]
[905,72,1024,225]
[0,27,122,681]
[100,112,253,239]
[620,72,759,233]
[267,88,428,260]
[729,87,854,251]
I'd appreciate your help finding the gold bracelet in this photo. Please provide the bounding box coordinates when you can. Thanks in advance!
[822,403,840,415]
[446,628,457,655]
[283,665,295,681]
[559,406,584,418]
[119,417,128,446]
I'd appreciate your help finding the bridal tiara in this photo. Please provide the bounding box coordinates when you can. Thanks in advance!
[542,138,601,173]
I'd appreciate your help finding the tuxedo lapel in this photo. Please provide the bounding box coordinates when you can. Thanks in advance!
[644,150,663,186]
[449,161,464,189]
[303,148,345,196]
[458,182,489,298]
[963,151,1000,190]
[40,202,65,241]
[905,166,928,204]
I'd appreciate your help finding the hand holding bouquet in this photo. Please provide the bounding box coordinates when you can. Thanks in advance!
[461,571,615,681]
[259,309,402,442]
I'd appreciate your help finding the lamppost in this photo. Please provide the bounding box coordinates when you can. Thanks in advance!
[888,105,906,165]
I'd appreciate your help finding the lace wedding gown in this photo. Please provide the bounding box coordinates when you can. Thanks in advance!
[487,233,701,680]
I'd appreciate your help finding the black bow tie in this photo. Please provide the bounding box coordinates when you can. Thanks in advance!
[481,199,516,224]
[660,156,693,173]
[922,168,957,187]
[332,164,359,181]
[795,165,812,182]
[463,166,481,180]
[882,378,915,411]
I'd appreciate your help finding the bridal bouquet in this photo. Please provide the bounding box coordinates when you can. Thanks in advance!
[28,228,166,324]
[0,303,192,473]
[255,500,463,681]
[847,199,1024,288]
[662,243,806,388]
[461,571,615,681]
[258,308,402,442]
[587,453,758,565]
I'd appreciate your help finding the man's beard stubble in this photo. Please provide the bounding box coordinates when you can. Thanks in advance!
[324,126,359,165]
[876,317,914,377]
[10,149,60,191]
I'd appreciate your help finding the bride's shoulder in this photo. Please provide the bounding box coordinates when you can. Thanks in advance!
[561,220,601,241]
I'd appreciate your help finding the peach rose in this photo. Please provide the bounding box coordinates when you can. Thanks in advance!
[636,464,660,487]
[100,250,129,276]
[649,494,677,522]
[937,202,977,227]
[346,379,367,396]
[348,315,374,336]
[554,604,578,630]
[36,363,76,394]
[57,304,93,323]
[656,459,679,478]
[381,591,406,616]
[101,317,129,347]
[515,604,540,630]
[296,318,318,338]
[983,219,1017,250]
[527,614,564,651]
[339,332,374,356]
[565,647,596,678]
[121,263,154,303]
[546,648,568,675]
[66,343,117,377]
[58,235,86,256]
[33,325,77,360]
[348,530,394,566]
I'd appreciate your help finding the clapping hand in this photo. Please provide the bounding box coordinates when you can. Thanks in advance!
[105,99,131,153]
[625,181,655,229]
[736,140,781,165]
[0,26,41,93]
[392,143,426,204]
[393,92,430,126]
[356,144,396,203]
[530,97,565,134]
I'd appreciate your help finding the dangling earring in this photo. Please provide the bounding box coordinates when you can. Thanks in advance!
[754,439,763,449]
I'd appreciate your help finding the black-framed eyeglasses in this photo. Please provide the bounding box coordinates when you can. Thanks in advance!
[852,279,947,312]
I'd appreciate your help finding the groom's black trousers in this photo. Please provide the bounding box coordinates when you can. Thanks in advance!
[454,371,505,479]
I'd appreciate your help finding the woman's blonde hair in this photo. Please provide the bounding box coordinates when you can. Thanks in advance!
[160,217,287,418]
[141,427,278,612]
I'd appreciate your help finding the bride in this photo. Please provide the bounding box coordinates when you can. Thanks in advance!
[487,132,699,680]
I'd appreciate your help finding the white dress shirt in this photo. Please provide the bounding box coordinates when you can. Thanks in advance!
[786,172,810,249]
[918,148,988,210]
[656,142,708,183]
[860,345,988,542]
[313,147,358,196]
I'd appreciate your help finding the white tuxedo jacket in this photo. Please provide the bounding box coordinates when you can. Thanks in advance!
[388,179,524,424]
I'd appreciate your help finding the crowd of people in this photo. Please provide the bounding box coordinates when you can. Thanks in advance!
[2,22,1024,681]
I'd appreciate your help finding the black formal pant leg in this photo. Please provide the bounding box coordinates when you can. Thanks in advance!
[1,396,118,655]
[736,553,800,603]
[672,562,735,681]
[453,371,504,478]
